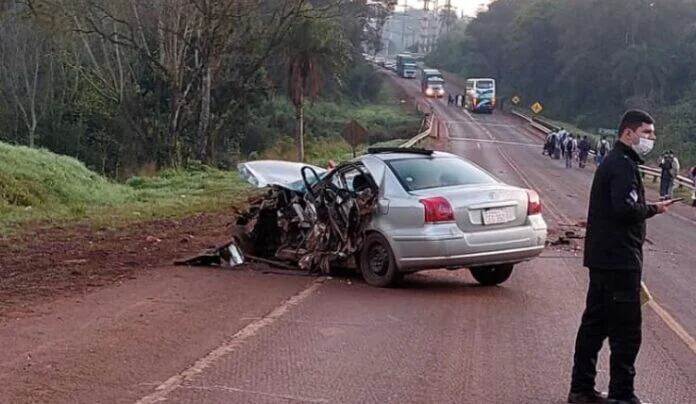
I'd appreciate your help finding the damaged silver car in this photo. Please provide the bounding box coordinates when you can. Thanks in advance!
[229,148,547,287]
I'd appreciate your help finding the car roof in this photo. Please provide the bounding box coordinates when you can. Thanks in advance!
[361,150,456,162]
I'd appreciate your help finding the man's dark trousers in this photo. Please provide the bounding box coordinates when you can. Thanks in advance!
[659,175,672,198]
[571,270,642,400]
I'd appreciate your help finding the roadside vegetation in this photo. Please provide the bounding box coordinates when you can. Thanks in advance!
[0,79,420,233]
[0,1,423,233]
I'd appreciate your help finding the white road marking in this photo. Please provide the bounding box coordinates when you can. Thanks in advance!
[178,384,329,403]
[134,278,326,404]
[449,136,538,147]
[443,119,519,128]
[647,300,696,354]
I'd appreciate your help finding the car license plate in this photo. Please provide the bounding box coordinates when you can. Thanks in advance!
[482,208,513,225]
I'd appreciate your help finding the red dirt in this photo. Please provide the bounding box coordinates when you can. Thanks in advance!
[0,209,237,321]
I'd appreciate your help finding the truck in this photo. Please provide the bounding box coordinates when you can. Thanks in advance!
[396,54,417,79]
[420,68,445,98]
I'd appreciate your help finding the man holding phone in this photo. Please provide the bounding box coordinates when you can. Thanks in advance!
[568,110,675,404]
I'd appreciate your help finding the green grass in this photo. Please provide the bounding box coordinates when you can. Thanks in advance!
[0,142,249,233]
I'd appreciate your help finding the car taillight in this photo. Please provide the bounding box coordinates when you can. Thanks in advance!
[527,190,541,215]
[420,197,454,223]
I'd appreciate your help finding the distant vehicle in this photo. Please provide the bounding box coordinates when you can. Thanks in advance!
[396,53,417,79]
[375,56,386,66]
[385,61,396,71]
[465,78,496,113]
[421,68,445,98]
[239,148,547,287]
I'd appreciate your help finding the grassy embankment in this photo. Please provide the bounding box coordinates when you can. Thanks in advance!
[0,83,421,233]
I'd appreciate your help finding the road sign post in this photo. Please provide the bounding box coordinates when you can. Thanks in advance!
[341,120,368,158]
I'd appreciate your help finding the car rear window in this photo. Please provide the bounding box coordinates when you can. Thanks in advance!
[389,157,496,191]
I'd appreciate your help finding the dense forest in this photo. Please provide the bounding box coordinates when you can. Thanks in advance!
[426,0,696,166]
[0,0,399,177]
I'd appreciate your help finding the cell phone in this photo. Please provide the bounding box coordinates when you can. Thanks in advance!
[667,198,684,204]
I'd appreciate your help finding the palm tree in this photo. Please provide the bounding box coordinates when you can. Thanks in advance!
[286,12,349,162]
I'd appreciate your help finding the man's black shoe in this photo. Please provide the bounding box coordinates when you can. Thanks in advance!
[606,397,644,404]
[568,390,607,403]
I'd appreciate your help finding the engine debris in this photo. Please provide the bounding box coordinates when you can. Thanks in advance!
[176,162,379,275]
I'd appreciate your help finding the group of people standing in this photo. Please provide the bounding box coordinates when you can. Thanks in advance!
[543,128,600,169]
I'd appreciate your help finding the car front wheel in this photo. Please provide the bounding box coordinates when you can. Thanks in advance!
[359,233,399,287]
[470,264,514,286]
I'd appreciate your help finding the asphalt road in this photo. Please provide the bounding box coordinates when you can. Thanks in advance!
[1,71,694,404]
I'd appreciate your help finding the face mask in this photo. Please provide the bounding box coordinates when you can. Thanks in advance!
[632,137,654,155]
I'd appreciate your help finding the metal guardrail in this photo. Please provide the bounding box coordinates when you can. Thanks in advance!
[510,109,696,191]
[400,113,433,148]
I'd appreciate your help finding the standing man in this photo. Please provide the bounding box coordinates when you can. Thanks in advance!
[578,136,591,168]
[667,151,680,198]
[690,165,696,207]
[596,136,610,165]
[565,134,577,168]
[658,152,673,200]
[568,110,673,404]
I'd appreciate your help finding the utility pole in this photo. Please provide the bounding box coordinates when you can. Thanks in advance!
[401,0,407,51]
[440,0,455,34]
[420,0,430,54]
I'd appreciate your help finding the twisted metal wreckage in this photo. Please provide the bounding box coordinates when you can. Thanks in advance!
[176,161,379,274]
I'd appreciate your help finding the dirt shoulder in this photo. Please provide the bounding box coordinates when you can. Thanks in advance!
[0,207,240,320]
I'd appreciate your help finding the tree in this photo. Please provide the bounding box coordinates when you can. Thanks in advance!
[285,9,349,161]
[0,8,48,147]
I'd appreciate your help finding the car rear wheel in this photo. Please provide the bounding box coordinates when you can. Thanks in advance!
[359,233,399,287]
[470,264,514,286]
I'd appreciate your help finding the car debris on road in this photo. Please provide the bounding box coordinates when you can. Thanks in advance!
[176,160,378,275]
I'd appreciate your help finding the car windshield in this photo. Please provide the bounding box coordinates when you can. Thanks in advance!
[476,80,494,89]
[389,157,496,191]
[427,77,444,84]
[286,171,328,192]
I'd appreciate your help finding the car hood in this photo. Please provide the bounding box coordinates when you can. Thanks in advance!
[238,160,327,191]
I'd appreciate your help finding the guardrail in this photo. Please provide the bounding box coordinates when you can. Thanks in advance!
[400,113,434,148]
[510,109,696,191]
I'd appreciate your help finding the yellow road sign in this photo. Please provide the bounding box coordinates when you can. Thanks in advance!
[531,101,544,114]
[511,95,521,105]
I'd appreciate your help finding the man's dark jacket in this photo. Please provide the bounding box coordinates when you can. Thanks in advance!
[584,141,658,271]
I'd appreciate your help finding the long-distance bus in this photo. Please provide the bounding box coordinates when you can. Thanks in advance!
[396,54,417,79]
[465,78,496,113]
[420,68,445,98]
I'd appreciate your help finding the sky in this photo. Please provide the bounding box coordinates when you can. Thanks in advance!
[396,0,492,17]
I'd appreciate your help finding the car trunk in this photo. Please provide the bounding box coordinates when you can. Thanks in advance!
[411,184,528,233]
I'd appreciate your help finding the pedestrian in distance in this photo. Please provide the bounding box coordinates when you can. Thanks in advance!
[560,128,568,159]
[578,136,591,168]
[596,136,610,165]
[658,150,679,200]
[689,165,696,207]
[544,130,557,156]
[568,110,674,404]
[565,134,577,168]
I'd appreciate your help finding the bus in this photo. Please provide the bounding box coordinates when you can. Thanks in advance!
[464,78,496,113]
[396,54,417,79]
[420,69,445,98]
